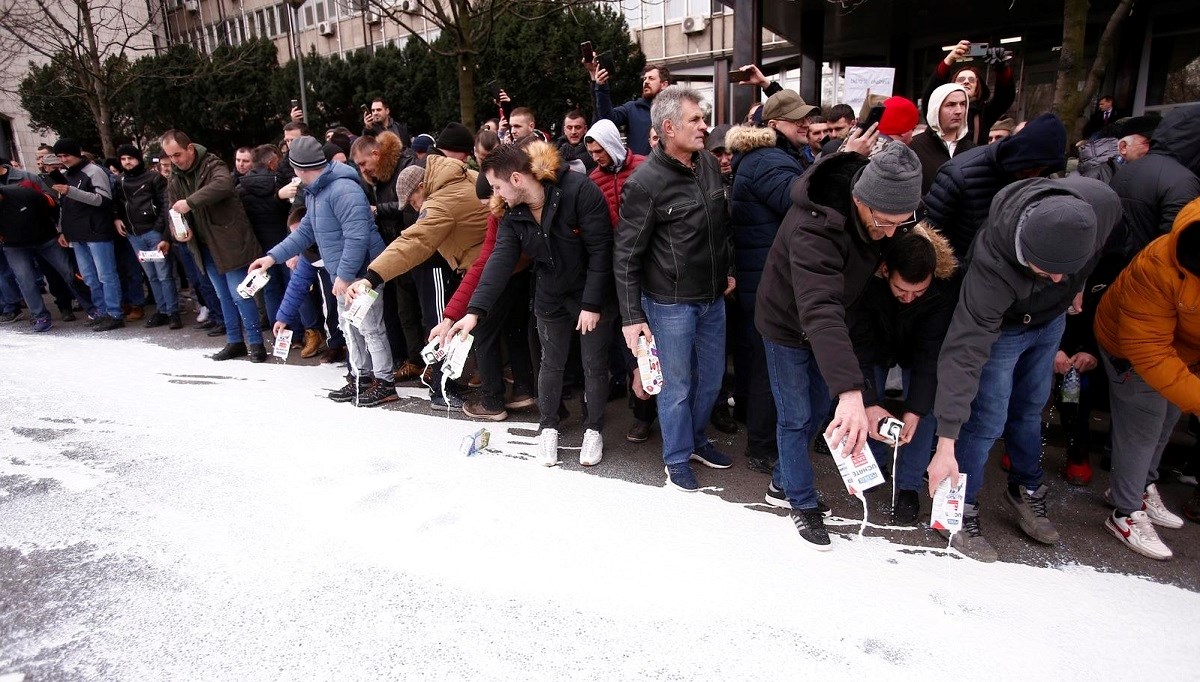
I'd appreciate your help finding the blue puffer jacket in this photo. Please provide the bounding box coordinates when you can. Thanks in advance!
[267,162,384,284]
[727,125,806,300]
[924,113,1067,260]
[276,256,317,327]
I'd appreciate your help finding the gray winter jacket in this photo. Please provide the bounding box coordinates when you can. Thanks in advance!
[933,176,1121,439]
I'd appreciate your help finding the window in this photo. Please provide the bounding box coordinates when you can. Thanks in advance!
[278,4,290,34]
[1145,26,1200,108]
[665,0,685,22]
[315,1,326,23]
[304,5,315,27]
[266,6,277,36]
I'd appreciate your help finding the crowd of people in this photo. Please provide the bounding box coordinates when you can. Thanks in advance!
[1,39,1198,563]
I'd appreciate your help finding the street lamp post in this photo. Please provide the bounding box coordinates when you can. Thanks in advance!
[287,0,309,123]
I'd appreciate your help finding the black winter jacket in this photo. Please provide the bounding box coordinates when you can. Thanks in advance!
[849,275,955,417]
[755,152,882,397]
[237,168,290,251]
[924,113,1067,260]
[0,183,58,247]
[614,146,731,325]
[1107,103,1200,260]
[59,160,116,243]
[115,166,168,235]
[469,157,613,321]
[910,130,976,196]
[934,176,1120,439]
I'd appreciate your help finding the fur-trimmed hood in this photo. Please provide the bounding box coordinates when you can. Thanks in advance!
[488,141,564,217]
[372,131,405,183]
[726,125,777,154]
[912,222,957,280]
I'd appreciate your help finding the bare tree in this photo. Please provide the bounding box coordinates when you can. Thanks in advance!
[0,0,163,157]
[1051,0,1136,143]
[363,0,606,126]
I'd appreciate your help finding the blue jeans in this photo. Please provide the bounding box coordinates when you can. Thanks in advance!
[3,239,83,319]
[264,263,290,324]
[866,366,938,493]
[199,244,262,345]
[956,314,1066,504]
[173,245,222,324]
[115,236,146,306]
[0,250,22,313]
[764,338,831,510]
[71,240,123,318]
[641,295,726,465]
[127,231,179,315]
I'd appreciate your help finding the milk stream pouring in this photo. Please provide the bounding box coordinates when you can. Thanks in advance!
[931,474,968,534]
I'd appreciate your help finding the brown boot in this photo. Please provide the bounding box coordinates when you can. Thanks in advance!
[126,305,145,321]
[299,329,326,358]
[394,360,424,382]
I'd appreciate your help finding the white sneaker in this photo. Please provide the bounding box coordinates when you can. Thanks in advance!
[579,429,603,466]
[1105,510,1173,560]
[539,428,559,467]
[1143,484,1185,528]
[196,306,210,323]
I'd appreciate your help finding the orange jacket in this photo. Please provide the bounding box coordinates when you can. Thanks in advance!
[1095,199,1200,414]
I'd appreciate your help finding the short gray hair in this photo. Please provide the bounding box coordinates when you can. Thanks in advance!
[650,85,703,140]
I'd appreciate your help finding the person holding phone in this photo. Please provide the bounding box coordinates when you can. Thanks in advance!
[588,56,671,156]
[361,97,411,148]
[921,39,1015,146]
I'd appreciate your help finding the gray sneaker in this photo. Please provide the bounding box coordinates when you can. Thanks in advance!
[1003,484,1060,544]
[938,503,998,563]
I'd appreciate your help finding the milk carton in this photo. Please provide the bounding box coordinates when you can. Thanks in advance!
[168,209,191,241]
[824,433,886,496]
[930,474,968,533]
[342,288,379,328]
[236,270,270,299]
[459,428,491,457]
[136,250,166,262]
[272,329,293,361]
[635,335,663,395]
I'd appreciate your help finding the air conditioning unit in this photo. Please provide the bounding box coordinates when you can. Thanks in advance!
[397,0,418,14]
[681,15,707,35]
[318,21,335,36]
[366,11,382,24]
[183,0,199,13]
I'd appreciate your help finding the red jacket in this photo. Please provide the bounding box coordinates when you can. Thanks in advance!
[442,212,532,321]
[588,150,645,229]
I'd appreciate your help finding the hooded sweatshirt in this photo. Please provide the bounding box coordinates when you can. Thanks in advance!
[925,112,1068,260]
[933,176,1121,439]
[586,118,645,229]
[910,83,975,194]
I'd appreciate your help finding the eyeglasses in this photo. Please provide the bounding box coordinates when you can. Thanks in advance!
[870,209,917,232]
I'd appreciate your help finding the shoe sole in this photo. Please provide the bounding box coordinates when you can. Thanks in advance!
[580,455,603,467]
[505,397,536,410]
[764,492,790,509]
[1002,493,1060,545]
[664,467,699,492]
[357,395,399,408]
[1146,512,1185,530]
[689,453,733,469]
[797,535,834,552]
[1104,517,1172,561]
[462,406,508,421]
[626,432,650,443]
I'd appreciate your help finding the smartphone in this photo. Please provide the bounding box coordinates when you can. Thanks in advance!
[47,169,68,185]
[485,79,501,100]
[596,51,616,77]
[580,41,594,63]
[861,104,885,130]
[967,42,989,57]
[728,68,752,83]
[290,98,298,110]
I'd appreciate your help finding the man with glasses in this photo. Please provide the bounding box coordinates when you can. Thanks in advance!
[755,143,924,550]
[921,39,1015,146]
[928,176,1120,562]
[759,91,819,170]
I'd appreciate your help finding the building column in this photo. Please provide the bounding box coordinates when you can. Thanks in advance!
[731,0,763,125]
[799,7,824,105]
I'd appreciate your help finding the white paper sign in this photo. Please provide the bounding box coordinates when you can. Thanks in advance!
[843,66,896,117]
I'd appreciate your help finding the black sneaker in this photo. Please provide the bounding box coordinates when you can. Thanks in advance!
[93,316,125,332]
[211,342,247,361]
[665,463,700,491]
[60,308,76,322]
[357,380,398,408]
[765,483,832,516]
[626,419,652,443]
[194,319,216,330]
[168,313,184,330]
[690,443,733,469]
[430,383,466,409]
[206,325,227,338]
[329,376,371,403]
[746,452,776,474]
[248,343,268,363]
[892,489,921,526]
[0,310,22,324]
[710,403,739,434]
[790,509,832,550]
[144,312,170,328]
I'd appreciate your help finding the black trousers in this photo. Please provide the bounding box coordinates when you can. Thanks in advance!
[536,311,612,432]
[738,292,777,459]
[472,268,536,406]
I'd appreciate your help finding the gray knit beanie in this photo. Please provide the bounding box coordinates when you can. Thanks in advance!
[851,143,923,215]
[288,135,327,169]
[1018,196,1097,275]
